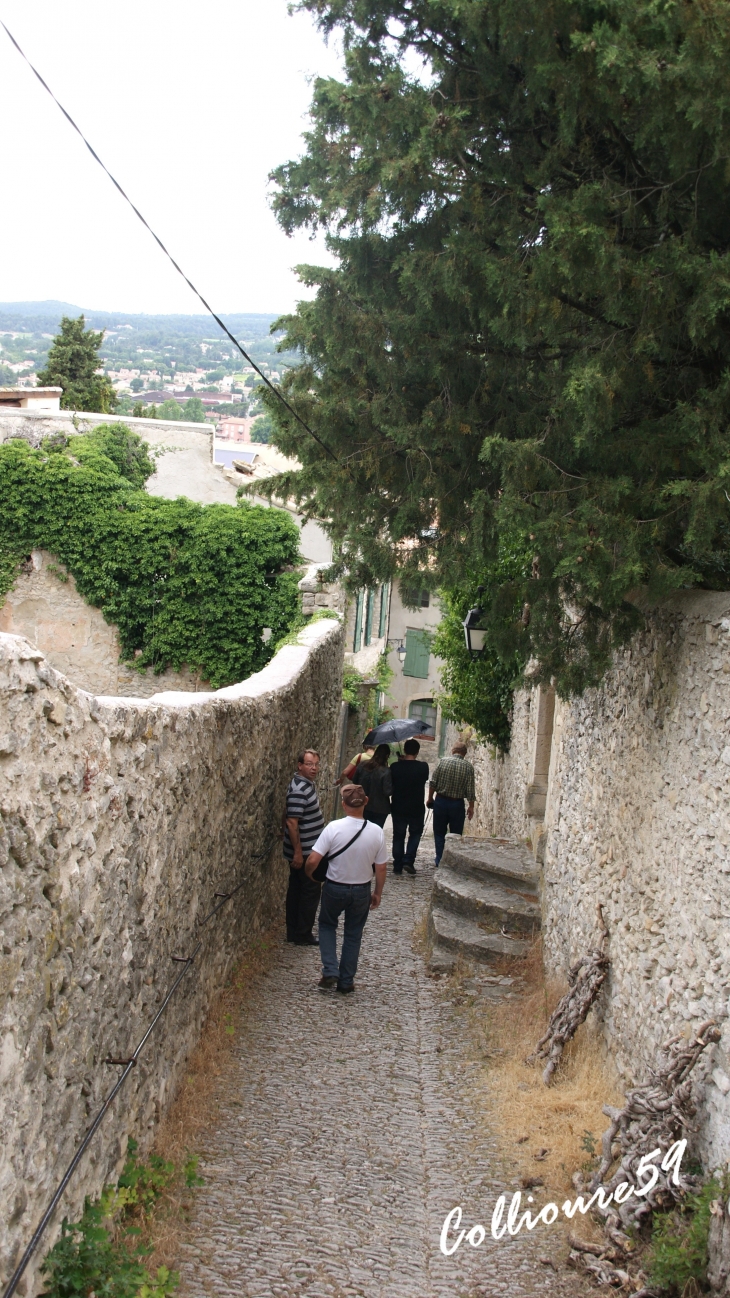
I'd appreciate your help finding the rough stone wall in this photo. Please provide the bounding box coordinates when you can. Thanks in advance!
[465,591,730,1168]
[0,618,343,1294]
[0,551,206,698]
[451,691,535,844]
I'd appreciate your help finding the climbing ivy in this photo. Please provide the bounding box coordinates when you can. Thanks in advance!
[433,535,532,750]
[0,427,301,688]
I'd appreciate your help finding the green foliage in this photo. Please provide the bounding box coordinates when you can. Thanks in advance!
[0,429,301,687]
[342,662,365,711]
[433,536,531,748]
[67,424,155,489]
[37,315,118,413]
[250,412,274,444]
[158,400,183,422]
[130,377,145,393]
[646,1177,726,1294]
[181,396,206,423]
[343,653,393,728]
[262,0,730,697]
[40,1140,180,1298]
[116,1140,175,1214]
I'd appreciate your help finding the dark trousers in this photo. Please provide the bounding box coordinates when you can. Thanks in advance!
[392,808,425,872]
[285,863,321,941]
[365,809,389,828]
[433,795,466,865]
[318,880,372,988]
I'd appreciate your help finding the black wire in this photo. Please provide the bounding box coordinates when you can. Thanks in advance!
[0,19,337,463]
[1,846,271,1298]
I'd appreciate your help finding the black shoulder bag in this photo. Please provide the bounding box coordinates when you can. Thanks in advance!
[311,820,368,883]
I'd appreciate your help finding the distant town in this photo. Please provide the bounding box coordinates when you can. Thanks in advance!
[0,302,297,442]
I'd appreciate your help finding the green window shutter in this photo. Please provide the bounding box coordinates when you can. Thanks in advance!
[353,591,364,651]
[403,629,431,678]
[364,589,374,646]
[378,583,388,638]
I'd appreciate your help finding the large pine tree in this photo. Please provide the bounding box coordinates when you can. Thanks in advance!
[37,315,118,414]
[260,0,730,694]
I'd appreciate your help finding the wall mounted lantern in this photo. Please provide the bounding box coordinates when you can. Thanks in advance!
[387,638,408,665]
[462,588,488,659]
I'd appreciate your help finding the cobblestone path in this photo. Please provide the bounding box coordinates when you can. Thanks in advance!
[179,833,580,1298]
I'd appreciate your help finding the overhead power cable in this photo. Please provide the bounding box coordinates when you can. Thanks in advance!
[0,18,337,462]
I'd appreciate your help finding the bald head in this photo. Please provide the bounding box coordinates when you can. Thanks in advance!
[452,742,468,756]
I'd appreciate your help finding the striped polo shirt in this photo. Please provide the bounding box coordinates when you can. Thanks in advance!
[283,774,325,860]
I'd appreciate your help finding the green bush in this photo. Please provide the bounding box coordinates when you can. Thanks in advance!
[646,1177,725,1294]
[433,535,531,749]
[0,427,301,687]
[40,1140,180,1298]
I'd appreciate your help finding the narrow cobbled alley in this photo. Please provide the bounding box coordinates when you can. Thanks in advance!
[178,833,580,1298]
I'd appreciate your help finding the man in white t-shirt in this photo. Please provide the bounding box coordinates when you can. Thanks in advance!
[305,782,388,994]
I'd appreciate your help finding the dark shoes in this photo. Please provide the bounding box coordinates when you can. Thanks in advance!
[318,976,338,991]
[293,935,319,946]
[336,984,354,995]
[403,863,417,876]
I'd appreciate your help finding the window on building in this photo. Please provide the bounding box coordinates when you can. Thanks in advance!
[401,585,430,609]
[402,628,431,678]
[409,697,437,736]
[378,583,389,639]
[353,591,364,652]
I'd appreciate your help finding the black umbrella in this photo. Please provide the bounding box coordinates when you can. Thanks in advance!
[362,718,432,746]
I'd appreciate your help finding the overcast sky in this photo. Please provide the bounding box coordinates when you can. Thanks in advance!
[0,1,344,315]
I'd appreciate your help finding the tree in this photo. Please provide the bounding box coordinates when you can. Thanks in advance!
[263,0,730,696]
[130,377,144,393]
[182,396,206,423]
[250,412,274,444]
[158,399,183,421]
[36,315,118,413]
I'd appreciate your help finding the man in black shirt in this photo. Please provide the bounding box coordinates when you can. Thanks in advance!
[389,739,430,875]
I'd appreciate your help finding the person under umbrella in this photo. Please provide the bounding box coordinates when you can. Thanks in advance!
[353,743,392,828]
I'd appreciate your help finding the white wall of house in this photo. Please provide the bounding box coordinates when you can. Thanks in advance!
[343,580,447,756]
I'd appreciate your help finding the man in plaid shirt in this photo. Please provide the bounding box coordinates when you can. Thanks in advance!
[427,741,476,865]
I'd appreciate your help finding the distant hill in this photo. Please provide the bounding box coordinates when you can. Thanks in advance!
[0,302,282,340]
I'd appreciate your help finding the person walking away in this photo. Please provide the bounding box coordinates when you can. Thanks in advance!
[354,743,392,828]
[389,738,430,875]
[305,784,388,993]
[284,749,325,945]
[427,741,476,866]
[336,745,375,785]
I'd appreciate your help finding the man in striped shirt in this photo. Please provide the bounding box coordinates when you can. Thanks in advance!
[427,741,476,866]
[284,749,325,945]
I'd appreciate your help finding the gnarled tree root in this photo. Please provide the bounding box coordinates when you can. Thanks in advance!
[526,903,609,1085]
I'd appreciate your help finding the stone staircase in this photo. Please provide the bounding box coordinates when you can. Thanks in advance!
[427,835,541,971]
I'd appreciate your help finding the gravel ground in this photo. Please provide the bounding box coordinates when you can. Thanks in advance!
[178,829,584,1298]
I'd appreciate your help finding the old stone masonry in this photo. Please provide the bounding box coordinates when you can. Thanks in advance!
[178,835,580,1298]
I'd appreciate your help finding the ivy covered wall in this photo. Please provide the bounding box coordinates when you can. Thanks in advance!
[0,427,301,689]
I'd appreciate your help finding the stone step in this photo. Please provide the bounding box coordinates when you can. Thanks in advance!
[433,863,541,936]
[441,835,540,896]
[428,906,534,970]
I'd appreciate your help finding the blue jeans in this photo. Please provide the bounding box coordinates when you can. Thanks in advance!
[318,880,372,988]
[392,810,425,871]
[433,795,466,864]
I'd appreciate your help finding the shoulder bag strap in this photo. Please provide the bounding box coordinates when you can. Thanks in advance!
[327,820,368,863]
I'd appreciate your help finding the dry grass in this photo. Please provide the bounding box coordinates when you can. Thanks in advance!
[447,939,625,1200]
[140,923,282,1273]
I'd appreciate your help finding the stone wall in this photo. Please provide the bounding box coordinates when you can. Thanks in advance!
[0,618,343,1294]
[0,550,207,698]
[463,591,730,1168]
